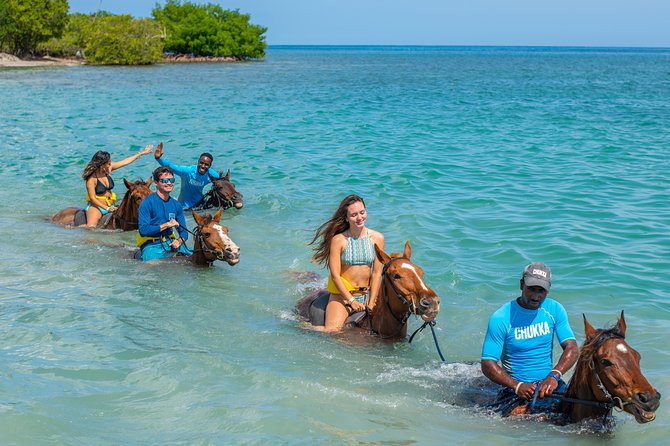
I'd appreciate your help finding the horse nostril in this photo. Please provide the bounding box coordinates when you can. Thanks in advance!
[419,298,431,308]
[638,393,650,403]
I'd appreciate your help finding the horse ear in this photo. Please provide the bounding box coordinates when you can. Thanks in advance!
[213,207,223,222]
[403,240,412,259]
[374,243,391,264]
[209,173,217,182]
[123,178,132,189]
[617,310,627,338]
[224,169,230,181]
[583,314,597,341]
[145,177,152,187]
[191,209,203,225]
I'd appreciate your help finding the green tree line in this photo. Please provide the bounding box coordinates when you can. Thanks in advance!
[0,0,267,64]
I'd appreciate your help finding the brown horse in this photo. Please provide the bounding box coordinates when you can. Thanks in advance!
[190,208,240,266]
[296,241,441,340]
[193,170,243,210]
[52,178,152,230]
[559,311,660,424]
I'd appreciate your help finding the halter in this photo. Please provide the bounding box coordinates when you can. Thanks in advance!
[542,333,628,419]
[194,185,239,210]
[380,257,417,329]
[591,356,627,412]
[191,223,229,262]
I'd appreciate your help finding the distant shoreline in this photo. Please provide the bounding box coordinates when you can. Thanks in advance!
[0,52,245,68]
[0,53,85,68]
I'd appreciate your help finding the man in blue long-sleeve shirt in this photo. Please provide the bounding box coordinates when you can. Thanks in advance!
[154,142,220,209]
[137,166,190,261]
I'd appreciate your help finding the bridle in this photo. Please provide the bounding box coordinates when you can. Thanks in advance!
[195,184,240,210]
[191,223,229,262]
[378,257,418,333]
[588,337,630,412]
[539,333,629,419]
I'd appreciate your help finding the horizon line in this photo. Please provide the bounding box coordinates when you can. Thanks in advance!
[266,44,670,50]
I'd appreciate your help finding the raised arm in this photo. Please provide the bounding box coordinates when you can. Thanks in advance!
[111,145,152,170]
[154,143,191,175]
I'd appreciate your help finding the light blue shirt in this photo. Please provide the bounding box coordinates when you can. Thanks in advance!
[481,297,575,383]
[156,157,220,208]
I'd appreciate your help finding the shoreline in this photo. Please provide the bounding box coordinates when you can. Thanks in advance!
[0,52,244,68]
[0,53,85,68]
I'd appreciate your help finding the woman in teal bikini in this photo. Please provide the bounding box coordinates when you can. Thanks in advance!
[310,194,385,332]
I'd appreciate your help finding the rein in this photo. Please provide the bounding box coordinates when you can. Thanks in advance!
[377,258,445,361]
[408,320,446,362]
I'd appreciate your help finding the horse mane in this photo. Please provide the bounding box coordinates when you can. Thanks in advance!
[565,324,625,398]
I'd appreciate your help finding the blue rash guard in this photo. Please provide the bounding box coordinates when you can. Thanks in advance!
[481,297,575,383]
[138,193,189,260]
[156,157,220,208]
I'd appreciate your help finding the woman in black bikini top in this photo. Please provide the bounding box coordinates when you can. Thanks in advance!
[81,146,152,228]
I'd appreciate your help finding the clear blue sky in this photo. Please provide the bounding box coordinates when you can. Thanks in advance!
[68,1,670,47]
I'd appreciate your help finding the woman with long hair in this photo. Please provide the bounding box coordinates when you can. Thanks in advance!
[310,194,384,332]
[81,145,152,227]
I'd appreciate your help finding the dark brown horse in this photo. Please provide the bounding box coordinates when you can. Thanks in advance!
[559,311,660,424]
[190,208,240,266]
[296,241,441,339]
[193,170,243,210]
[52,178,152,230]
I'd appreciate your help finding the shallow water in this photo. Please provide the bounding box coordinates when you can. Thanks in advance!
[1,46,669,445]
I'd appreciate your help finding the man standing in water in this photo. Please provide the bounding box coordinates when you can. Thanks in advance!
[154,142,220,209]
[137,166,189,261]
[481,262,578,416]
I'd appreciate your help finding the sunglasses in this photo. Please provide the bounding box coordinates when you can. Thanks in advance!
[159,178,175,184]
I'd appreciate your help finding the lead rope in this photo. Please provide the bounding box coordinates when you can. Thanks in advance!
[408,320,446,362]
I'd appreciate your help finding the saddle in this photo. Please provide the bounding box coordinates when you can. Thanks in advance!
[73,209,113,228]
[308,290,366,327]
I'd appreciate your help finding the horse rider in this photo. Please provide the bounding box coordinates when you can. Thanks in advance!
[81,145,152,227]
[309,194,385,332]
[136,166,190,261]
[154,142,221,209]
[481,262,578,416]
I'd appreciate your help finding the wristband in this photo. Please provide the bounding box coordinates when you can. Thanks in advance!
[547,373,560,382]
[514,382,523,395]
[550,369,562,378]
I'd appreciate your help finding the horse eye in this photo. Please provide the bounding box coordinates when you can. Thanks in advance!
[393,273,401,280]
[600,358,613,367]
[204,233,211,238]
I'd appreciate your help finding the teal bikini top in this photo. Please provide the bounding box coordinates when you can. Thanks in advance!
[341,229,375,267]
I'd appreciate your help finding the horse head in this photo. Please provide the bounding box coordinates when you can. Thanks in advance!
[123,177,152,208]
[579,311,660,424]
[374,241,440,321]
[108,177,152,230]
[207,170,243,209]
[191,208,240,266]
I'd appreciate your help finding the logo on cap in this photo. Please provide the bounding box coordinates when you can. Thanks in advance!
[532,269,547,278]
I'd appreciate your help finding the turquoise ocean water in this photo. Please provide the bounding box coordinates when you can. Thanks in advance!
[1,46,669,444]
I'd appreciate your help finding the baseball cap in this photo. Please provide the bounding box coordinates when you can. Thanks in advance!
[522,262,551,291]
